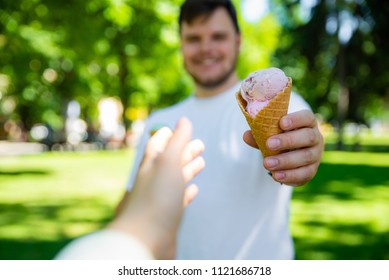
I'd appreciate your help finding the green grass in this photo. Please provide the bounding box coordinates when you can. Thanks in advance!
[324,131,389,152]
[292,151,389,259]
[0,150,132,259]
[0,134,388,260]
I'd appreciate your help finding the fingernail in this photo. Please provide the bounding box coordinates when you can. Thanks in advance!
[274,172,286,181]
[265,158,279,168]
[281,118,292,129]
[267,138,281,150]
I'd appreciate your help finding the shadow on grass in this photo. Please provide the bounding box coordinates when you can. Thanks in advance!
[293,161,389,260]
[325,143,389,153]
[294,162,389,199]
[0,170,51,176]
[295,222,389,260]
[2,157,388,260]
[0,238,73,260]
[0,201,113,224]
[0,200,114,260]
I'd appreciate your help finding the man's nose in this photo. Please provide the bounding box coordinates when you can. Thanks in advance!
[199,39,213,52]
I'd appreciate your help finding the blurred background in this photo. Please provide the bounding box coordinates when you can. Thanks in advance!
[0,0,388,259]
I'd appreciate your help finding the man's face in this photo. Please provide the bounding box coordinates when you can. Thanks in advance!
[180,7,241,88]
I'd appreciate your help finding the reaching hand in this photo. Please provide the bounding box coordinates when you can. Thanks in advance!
[243,109,323,186]
[109,118,205,259]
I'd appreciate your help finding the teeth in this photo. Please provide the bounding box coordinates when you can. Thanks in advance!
[201,58,217,65]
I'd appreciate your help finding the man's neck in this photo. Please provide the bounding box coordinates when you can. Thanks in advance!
[195,73,240,98]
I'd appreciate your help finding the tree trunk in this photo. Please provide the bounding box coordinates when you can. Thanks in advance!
[336,44,349,150]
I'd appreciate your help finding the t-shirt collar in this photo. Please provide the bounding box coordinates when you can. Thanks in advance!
[192,82,241,104]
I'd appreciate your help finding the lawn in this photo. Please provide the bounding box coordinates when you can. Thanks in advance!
[291,150,389,259]
[0,149,133,259]
[0,135,388,260]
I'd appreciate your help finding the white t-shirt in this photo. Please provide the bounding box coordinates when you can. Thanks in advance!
[127,83,311,259]
[55,230,154,260]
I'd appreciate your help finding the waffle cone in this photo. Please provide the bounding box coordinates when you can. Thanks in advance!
[236,77,292,157]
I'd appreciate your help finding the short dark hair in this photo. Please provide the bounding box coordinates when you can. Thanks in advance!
[179,0,240,33]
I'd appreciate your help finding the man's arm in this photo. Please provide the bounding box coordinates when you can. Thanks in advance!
[243,109,324,186]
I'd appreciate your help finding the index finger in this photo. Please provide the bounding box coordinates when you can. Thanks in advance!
[163,117,193,162]
[143,127,173,164]
[280,110,317,131]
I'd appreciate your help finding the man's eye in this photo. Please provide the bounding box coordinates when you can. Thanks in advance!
[186,37,200,43]
[213,34,227,41]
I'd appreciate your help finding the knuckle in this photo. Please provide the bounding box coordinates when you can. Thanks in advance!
[303,148,315,164]
[282,134,294,148]
[284,170,301,186]
[279,154,290,167]
[155,153,172,166]
[307,128,317,145]
[304,164,316,181]
[307,166,316,182]
[303,110,316,126]
[290,165,316,186]
[309,113,317,125]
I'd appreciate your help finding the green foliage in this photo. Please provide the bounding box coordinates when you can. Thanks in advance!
[273,0,389,125]
[237,14,282,78]
[0,0,191,134]
[3,0,386,138]
[0,0,285,135]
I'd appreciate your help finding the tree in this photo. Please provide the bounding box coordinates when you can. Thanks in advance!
[272,0,389,148]
[0,0,285,142]
[0,0,190,140]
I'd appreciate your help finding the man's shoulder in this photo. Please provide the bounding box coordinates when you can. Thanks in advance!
[147,97,193,123]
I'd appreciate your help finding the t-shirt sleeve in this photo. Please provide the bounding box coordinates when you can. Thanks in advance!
[288,91,312,113]
[54,229,154,260]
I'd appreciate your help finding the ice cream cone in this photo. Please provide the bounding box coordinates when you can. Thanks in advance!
[236,77,292,157]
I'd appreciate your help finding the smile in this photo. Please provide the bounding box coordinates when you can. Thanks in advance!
[196,58,220,66]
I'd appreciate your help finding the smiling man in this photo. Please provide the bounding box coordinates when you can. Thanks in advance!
[180,6,241,96]
[118,0,323,259]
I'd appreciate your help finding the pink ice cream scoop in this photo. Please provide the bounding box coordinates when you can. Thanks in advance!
[241,67,288,117]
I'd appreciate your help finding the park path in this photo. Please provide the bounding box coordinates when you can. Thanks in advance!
[0,141,47,156]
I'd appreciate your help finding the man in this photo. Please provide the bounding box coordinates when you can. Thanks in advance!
[119,0,323,259]
[56,118,205,259]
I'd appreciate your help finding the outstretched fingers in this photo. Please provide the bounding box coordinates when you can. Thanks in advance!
[183,184,199,207]
[143,127,173,168]
[163,118,193,162]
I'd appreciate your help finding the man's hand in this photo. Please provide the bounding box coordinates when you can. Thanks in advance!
[243,110,324,186]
